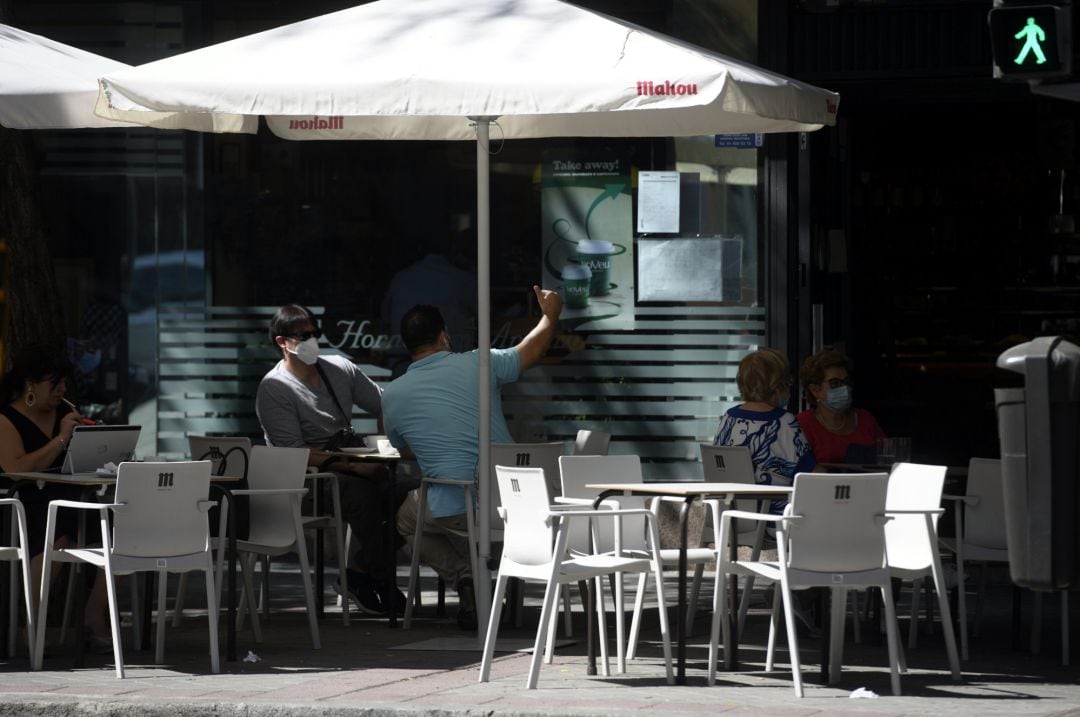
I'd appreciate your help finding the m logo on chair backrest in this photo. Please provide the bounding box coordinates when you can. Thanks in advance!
[713,454,725,469]
[510,478,521,493]
[515,453,531,466]
[158,472,174,489]
[834,484,851,501]
[208,446,223,460]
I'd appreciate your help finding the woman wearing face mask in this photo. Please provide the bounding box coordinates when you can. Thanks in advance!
[796,348,886,464]
[713,348,815,513]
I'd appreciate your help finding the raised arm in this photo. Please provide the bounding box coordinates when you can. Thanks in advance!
[514,285,564,373]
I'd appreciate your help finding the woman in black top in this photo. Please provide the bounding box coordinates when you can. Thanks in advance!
[0,344,110,649]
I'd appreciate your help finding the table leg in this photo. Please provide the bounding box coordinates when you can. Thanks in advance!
[676,497,690,685]
[384,462,399,629]
[314,477,325,620]
[209,485,237,662]
[585,579,596,675]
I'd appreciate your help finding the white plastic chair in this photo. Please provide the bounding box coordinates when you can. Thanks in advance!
[402,441,564,631]
[573,430,611,456]
[698,444,767,633]
[710,472,902,697]
[34,461,219,678]
[175,435,250,626]
[478,464,673,689]
[882,462,961,679]
[1,498,36,669]
[224,445,321,649]
[557,454,717,671]
[940,457,1069,664]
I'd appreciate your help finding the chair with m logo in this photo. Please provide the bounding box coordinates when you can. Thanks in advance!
[34,461,219,678]
[402,440,565,631]
[709,471,902,697]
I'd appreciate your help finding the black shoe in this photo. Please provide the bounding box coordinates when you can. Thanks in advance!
[334,570,383,615]
[374,579,408,616]
[454,577,477,630]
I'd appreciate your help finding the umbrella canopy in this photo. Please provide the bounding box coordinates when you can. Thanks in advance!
[96,0,837,137]
[93,0,839,639]
[0,23,135,129]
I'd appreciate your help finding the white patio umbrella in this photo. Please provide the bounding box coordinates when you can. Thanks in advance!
[0,23,137,128]
[94,0,839,637]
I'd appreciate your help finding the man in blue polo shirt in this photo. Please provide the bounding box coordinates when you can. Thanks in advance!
[382,285,562,629]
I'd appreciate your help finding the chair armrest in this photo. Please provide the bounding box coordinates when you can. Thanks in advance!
[196,499,216,513]
[547,507,652,519]
[48,499,117,512]
[554,497,592,505]
[885,508,945,516]
[305,471,338,481]
[421,477,473,487]
[943,494,979,507]
[228,488,309,497]
[721,509,786,523]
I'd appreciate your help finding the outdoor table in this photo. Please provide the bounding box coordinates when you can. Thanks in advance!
[2,470,241,663]
[322,449,402,628]
[585,481,793,685]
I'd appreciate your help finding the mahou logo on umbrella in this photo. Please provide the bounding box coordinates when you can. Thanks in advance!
[287,115,345,130]
[636,80,698,96]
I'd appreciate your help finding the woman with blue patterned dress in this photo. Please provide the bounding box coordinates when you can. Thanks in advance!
[713,347,816,515]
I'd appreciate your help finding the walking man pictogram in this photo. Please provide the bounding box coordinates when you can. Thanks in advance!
[1014,16,1047,66]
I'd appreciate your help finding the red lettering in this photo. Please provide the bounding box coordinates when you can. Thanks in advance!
[636,80,698,97]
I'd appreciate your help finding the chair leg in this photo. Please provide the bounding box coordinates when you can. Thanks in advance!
[765,591,781,672]
[614,570,626,674]
[561,584,573,637]
[172,572,188,627]
[828,587,846,685]
[880,583,903,696]
[478,572,509,683]
[129,575,143,651]
[545,587,560,663]
[155,569,167,665]
[850,590,862,644]
[927,534,961,681]
[204,562,220,674]
[736,574,756,635]
[707,565,727,686]
[594,575,610,678]
[776,579,803,698]
[101,568,125,679]
[7,560,17,660]
[33,547,55,671]
[260,555,271,619]
[59,563,77,646]
[648,559,674,685]
[292,506,322,650]
[626,572,647,661]
[1032,591,1043,655]
[239,554,262,643]
[330,478,350,626]
[956,557,970,661]
[686,563,704,633]
[11,506,35,670]
[526,573,563,689]
[908,577,922,649]
[403,484,428,629]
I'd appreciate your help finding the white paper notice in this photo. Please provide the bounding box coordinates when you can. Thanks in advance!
[637,171,680,234]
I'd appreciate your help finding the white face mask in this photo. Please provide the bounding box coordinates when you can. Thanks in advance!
[288,337,320,365]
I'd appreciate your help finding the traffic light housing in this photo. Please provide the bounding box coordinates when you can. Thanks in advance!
[989,3,1072,80]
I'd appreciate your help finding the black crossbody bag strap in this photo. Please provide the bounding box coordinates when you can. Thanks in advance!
[315,359,350,427]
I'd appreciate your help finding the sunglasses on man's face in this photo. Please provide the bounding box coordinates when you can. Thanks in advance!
[285,329,322,341]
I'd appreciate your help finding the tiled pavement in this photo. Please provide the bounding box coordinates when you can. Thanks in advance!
[0,568,1077,717]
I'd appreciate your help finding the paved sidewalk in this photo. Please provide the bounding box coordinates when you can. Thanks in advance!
[1,571,1077,717]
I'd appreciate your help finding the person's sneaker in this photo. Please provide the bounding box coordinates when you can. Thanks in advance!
[454,577,478,630]
[334,570,383,615]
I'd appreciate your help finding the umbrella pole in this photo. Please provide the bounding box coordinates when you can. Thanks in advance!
[474,116,494,645]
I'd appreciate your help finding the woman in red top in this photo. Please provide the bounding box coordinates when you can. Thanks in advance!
[796,349,886,464]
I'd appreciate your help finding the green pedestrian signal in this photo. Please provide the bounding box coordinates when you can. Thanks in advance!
[988,4,1072,80]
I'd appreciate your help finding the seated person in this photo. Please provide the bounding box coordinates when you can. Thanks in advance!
[713,347,815,515]
[796,348,886,464]
[382,285,563,630]
[256,304,415,616]
[0,344,111,652]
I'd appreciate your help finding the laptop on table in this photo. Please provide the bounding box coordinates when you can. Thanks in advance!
[61,424,141,475]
